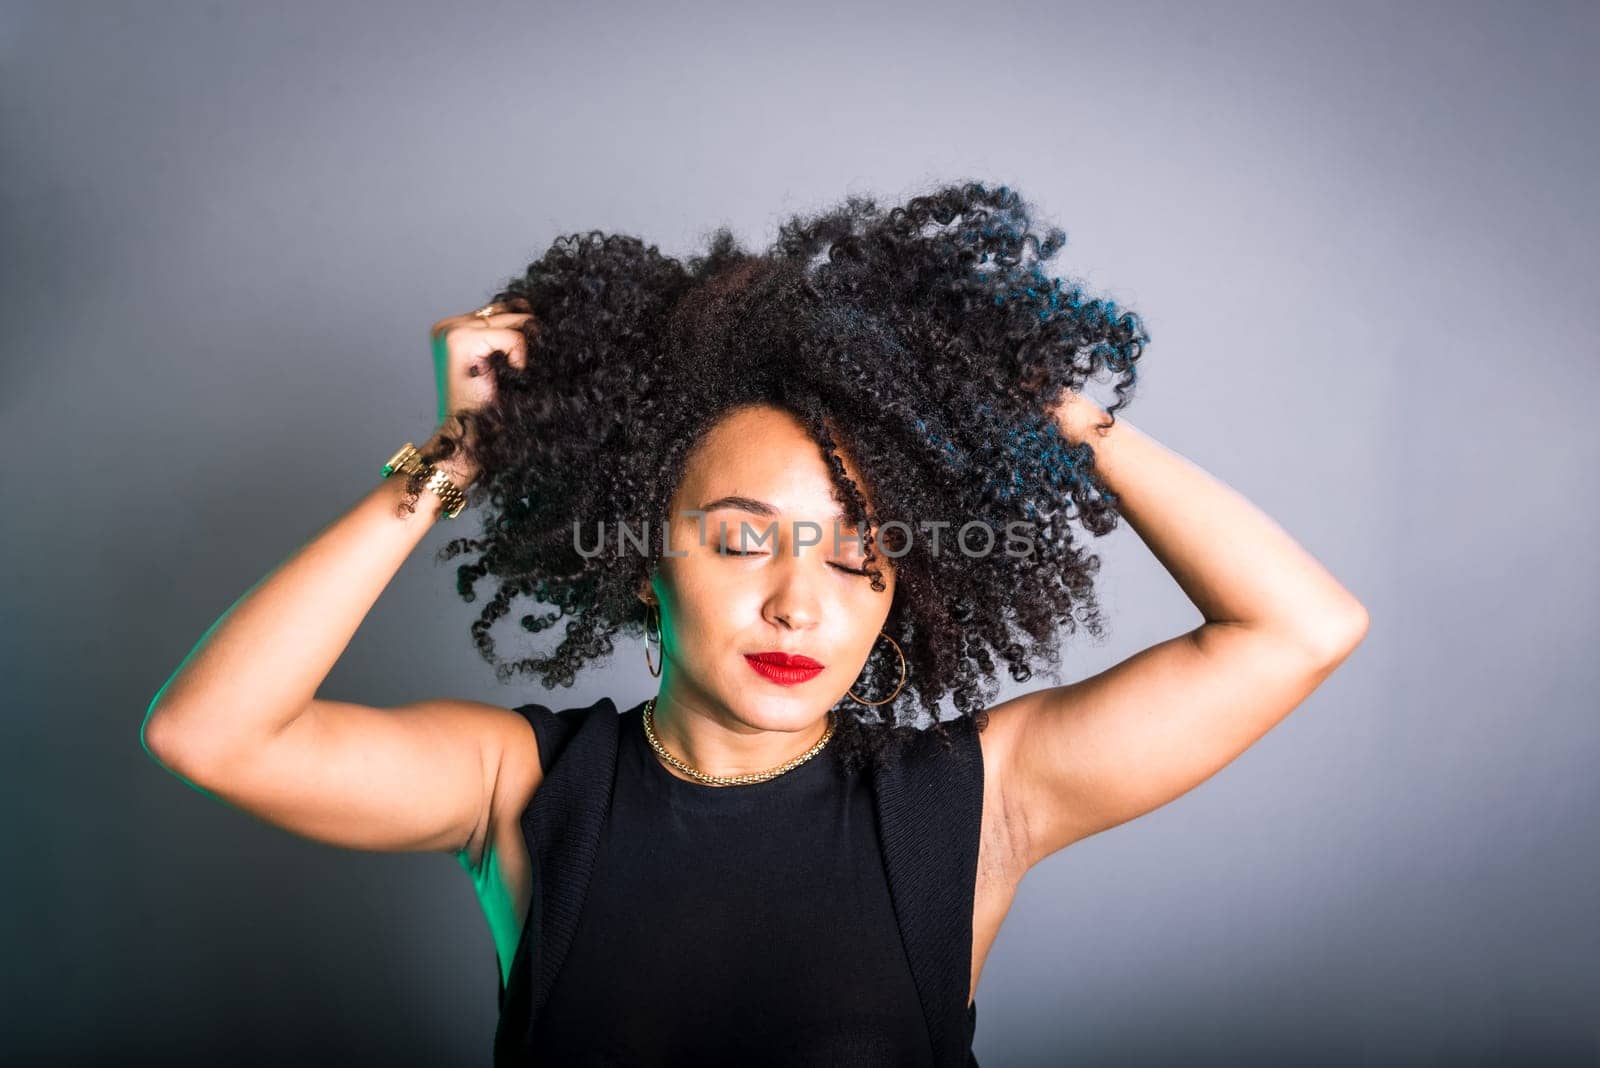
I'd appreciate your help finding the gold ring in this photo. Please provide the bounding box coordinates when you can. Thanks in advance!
[472,302,505,321]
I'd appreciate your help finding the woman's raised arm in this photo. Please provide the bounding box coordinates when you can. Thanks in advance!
[140,303,539,874]
[983,393,1370,870]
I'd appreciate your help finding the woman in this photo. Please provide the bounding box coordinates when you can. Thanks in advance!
[142,182,1369,1065]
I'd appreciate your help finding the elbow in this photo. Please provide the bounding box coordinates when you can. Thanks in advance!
[140,706,180,769]
[1243,600,1369,667]
[1304,601,1370,662]
[140,704,211,778]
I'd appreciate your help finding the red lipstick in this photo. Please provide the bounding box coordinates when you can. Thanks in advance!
[744,650,824,685]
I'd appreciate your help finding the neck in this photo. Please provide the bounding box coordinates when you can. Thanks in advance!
[648,686,832,782]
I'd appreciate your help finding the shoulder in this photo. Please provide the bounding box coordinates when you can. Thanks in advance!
[885,710,1028,869]
[871,714,986,813]
[509,696,618,770]
[890,713,984,767]
[490,696,620,832]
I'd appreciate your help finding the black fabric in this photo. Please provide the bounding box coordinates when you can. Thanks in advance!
[493,696,984,1067]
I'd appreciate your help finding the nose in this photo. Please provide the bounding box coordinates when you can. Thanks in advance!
[765,560,823,631]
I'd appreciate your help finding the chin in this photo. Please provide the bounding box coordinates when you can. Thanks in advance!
[724,688,831,732]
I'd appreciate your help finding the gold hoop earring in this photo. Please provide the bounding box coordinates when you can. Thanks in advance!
[643,602,663,678]
[848,630,906,706]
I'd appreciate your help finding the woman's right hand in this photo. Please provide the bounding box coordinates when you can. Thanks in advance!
[423,297,536,485]
[428,296,536,425]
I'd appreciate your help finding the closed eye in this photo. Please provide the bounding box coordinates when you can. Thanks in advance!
[715,544,870,577]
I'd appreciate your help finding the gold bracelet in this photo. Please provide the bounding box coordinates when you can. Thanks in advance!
[380,442,467,519]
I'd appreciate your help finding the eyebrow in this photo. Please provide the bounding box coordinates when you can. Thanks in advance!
[697,495,846,522]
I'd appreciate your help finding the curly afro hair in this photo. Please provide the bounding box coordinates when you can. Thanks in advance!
[397,180,1149,775]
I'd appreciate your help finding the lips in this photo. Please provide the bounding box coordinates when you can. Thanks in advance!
[746,651,824,668]
[744,651,824,685]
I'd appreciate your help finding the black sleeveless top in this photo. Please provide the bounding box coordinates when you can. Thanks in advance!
[527,700,934,1065]
[495,696,983,1067]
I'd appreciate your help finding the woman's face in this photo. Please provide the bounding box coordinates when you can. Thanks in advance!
[645,404,896,733]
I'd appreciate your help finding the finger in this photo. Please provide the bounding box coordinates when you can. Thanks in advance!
[473,311,536,335]
[430,335,498,422]
[428,308,521,342]
[471,296,533,323]
[468,325,532,369]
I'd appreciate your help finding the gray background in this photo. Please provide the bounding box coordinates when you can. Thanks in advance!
[3,1,1596,1064]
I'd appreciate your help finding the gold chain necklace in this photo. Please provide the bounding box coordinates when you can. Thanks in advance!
[641,696,835,786]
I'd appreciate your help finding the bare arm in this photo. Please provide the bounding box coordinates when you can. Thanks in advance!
[984,395,1370,870]
[142,304,538,872]
[141,464,526,866]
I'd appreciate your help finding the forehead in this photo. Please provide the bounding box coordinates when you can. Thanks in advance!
[672,405,868,516]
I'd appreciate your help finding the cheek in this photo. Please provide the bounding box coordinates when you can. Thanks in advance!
[839,581,893,635]
[669,575,756,646]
